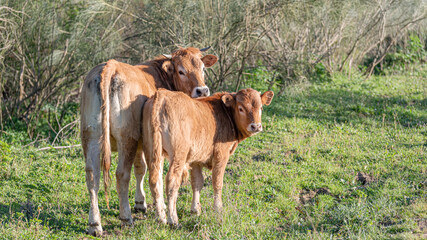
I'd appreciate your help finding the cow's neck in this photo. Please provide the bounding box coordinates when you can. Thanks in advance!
[147,58,176,91]
[164,75,176,91]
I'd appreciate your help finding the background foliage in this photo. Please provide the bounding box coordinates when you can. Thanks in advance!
[0,0,426,136]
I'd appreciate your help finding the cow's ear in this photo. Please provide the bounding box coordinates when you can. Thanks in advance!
[221,94,234,107]
[202,54,218,68]
[162,60,174,76]
[261,91,274,106]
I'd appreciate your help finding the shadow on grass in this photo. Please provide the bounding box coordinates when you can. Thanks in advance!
[0,198,125,235]
[0,201,87,234]
[267,88,426,128]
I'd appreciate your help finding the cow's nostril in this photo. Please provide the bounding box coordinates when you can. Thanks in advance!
[196,89,202,96]
[204,89,210,96]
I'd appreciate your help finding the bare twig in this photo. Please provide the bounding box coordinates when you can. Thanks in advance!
[52,118,79,145]
[36,144,81,151]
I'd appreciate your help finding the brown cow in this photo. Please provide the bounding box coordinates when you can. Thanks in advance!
[142,88,274,226]
[80,47,217,236]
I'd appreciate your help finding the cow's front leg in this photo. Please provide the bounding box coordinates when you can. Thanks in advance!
[116,138,138,227]
[212,158,227,212]
[190,164,204,215]
[134,152,147,213]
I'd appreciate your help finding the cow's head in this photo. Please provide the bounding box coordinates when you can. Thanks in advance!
[221,88,274,137]
[162,47,217,98]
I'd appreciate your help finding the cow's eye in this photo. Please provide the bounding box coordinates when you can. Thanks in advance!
[239,107,244,113]
[179,70,185,75]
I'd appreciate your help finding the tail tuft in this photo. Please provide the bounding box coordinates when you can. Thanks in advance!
[181,164,190,185]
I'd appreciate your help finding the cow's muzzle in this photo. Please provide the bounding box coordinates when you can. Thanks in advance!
[192,86,210,98]
[248,123,262,133]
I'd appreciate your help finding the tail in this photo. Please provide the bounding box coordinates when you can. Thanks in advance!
[100,59,117,209]
[181,165,189,185]
[151,91,163,176]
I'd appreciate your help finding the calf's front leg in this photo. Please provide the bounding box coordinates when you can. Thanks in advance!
[212,158,227,212]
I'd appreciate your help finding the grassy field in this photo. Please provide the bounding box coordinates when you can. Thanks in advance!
[0,67,426,239]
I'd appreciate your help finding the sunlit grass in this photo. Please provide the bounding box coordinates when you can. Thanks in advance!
[0,67,426,239]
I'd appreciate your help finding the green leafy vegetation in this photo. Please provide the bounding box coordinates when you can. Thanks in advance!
[1,65,425,239]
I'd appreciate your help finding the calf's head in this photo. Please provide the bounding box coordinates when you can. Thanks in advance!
[162,47,218,98]
[221,88,274,137]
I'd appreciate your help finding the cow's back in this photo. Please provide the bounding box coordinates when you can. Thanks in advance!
[81,63,106,143]
[81,61,163,151]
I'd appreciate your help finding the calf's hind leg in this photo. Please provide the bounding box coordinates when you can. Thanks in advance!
[166,151,188,226]
[147,156,167,223]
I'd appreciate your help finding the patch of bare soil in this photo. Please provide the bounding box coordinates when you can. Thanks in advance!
[298,187,332,204]
[355,172,374,185]
[415,218,427,239]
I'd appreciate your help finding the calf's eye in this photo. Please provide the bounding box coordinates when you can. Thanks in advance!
[239,107,244,113]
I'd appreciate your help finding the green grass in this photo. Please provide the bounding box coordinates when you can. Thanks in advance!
[1,67,426,239]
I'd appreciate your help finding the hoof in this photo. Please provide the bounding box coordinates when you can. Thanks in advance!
[87,223,103,237]
[119,217,134,229]
[167,217,180,228]
[169,222,182,229]
[191,206,201,216]
[135,201,147,213]
[156,216,167,224]
[134,205,147,214]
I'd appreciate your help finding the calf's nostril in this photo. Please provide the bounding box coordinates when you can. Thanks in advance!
[196,89,202,96]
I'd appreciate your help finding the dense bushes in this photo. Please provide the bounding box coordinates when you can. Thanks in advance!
[0,0,426,137]
[0,0,123,136]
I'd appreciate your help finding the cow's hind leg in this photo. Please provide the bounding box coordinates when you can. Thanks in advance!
[190,165,204,215]
[84,136,103,236]
[116,137,138,227]
[134,152,147,213]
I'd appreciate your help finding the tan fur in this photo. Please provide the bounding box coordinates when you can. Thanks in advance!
[142,88,274,225]
[81,47,217,236]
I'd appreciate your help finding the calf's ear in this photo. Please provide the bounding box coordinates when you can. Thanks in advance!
[162,60,174,76]
[202,55,218,68]
[261,91,274,106]
[221,94,234,107]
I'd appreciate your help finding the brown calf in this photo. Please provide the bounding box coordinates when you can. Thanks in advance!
[142,88,274,225]
[81,47,217,236]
